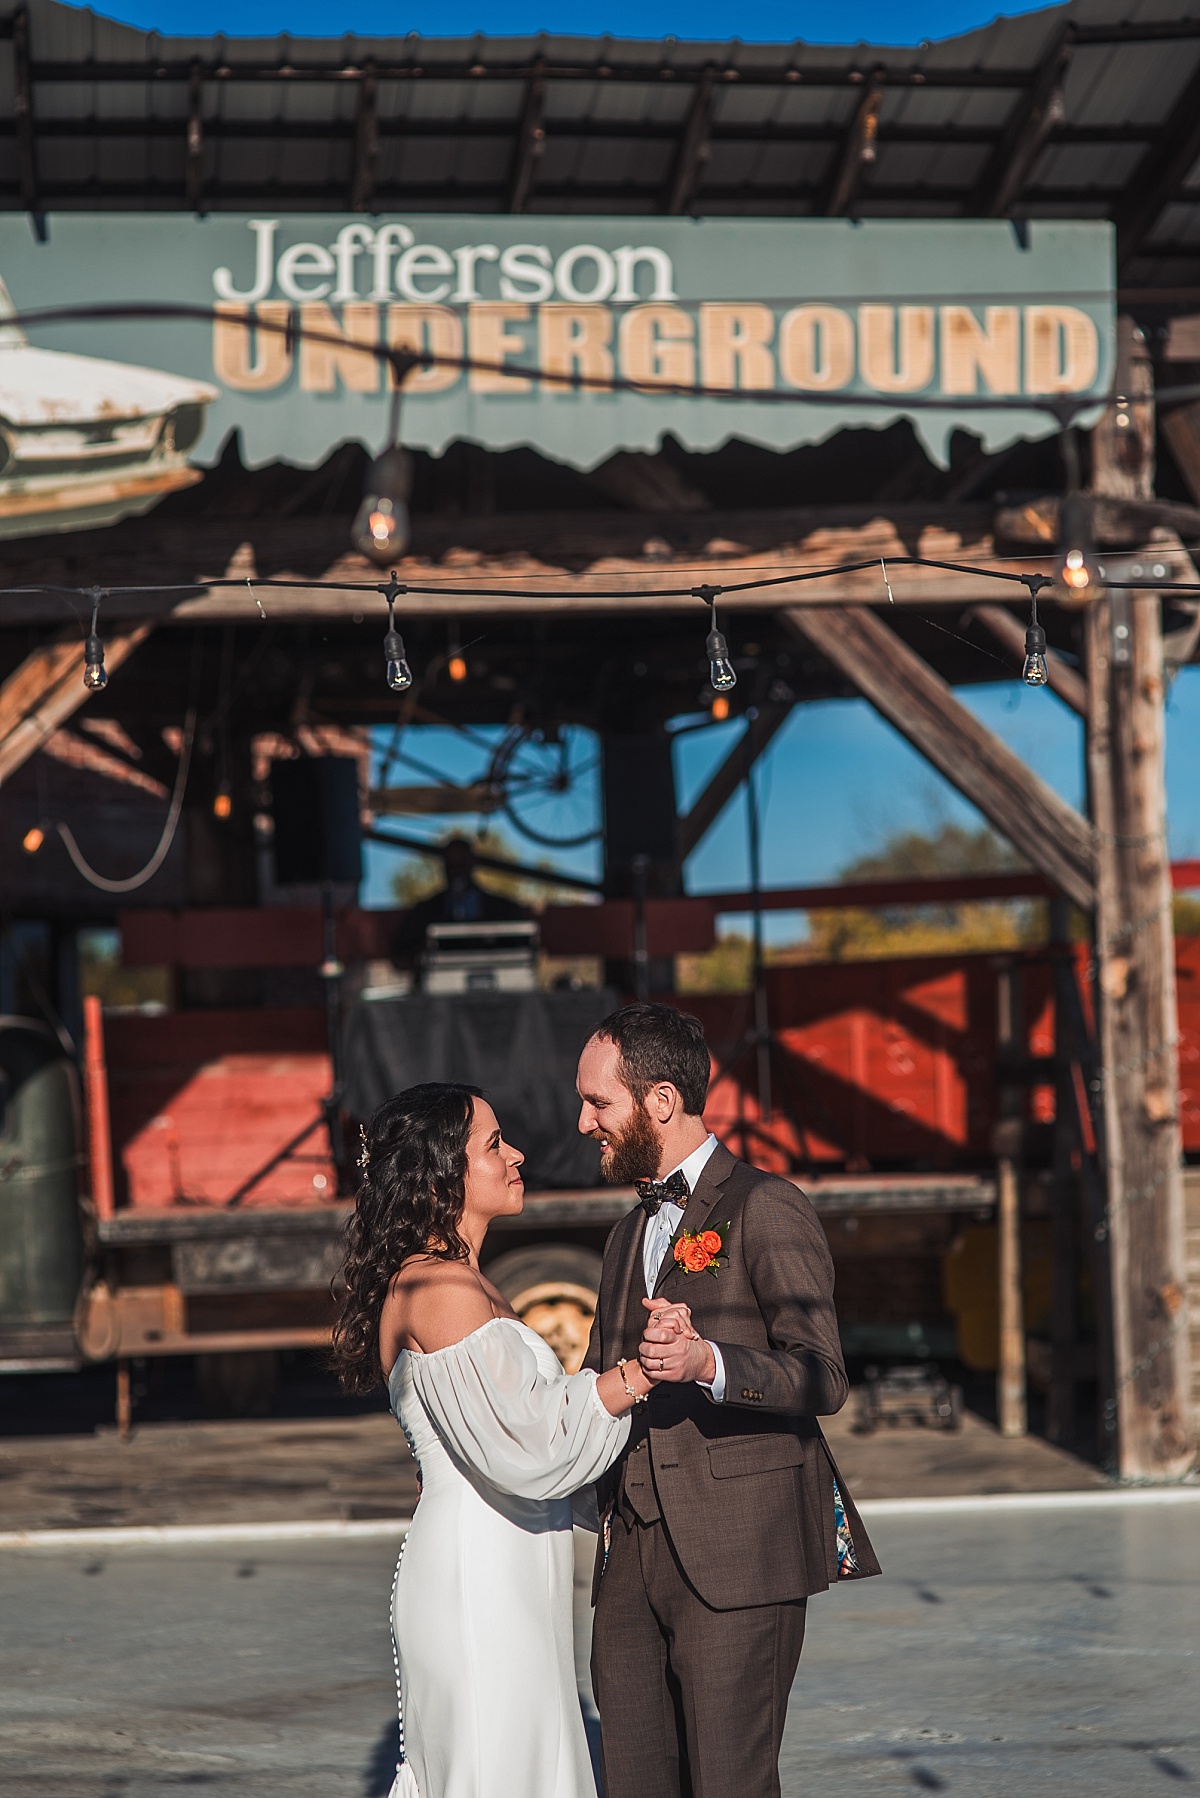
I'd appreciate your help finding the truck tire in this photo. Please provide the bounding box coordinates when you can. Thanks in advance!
[484,1245,604,1374]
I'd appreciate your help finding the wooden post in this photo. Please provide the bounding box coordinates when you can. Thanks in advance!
[83,995,115,1222]
[995,961,1027,1438]
[1085,317,1194,1477]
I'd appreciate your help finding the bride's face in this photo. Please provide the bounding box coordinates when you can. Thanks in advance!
[461,1099,525,1225]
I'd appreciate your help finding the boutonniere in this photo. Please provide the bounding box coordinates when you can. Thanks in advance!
[673,1221,730,1276]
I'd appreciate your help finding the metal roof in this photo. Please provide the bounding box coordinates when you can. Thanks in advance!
[1,1,1199,292]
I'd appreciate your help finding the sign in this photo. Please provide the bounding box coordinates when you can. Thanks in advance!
[0,214,1113,532]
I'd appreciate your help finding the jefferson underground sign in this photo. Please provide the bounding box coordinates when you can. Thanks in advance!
[1,214,1113,522]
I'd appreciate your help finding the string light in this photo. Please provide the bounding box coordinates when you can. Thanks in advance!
[83,589,107,691]
[1058,493,1102,600]
[22,825,44,854]
[352,445,413,566]
[382,576,414,693]
[352,360,416,567]
[213,786,232,820]
[711,695,731,722]
[695,585,737,692]
[1022,598,1048,687]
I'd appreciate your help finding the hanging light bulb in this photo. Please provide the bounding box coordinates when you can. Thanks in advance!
[695,587,737,693]
[448,651,467,683]
[351,446,413,567]
[1022,613,1049,688]
[711,695,731,722]
[22,825,44,854]
[83,590,107,691]
[382,581,414,692]
[1057,493,1102,600]
[213,785,232,820]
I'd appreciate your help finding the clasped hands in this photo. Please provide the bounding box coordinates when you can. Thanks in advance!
[638,1297,717,1387]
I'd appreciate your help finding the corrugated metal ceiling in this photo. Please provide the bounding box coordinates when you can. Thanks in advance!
[1,0,1198,290]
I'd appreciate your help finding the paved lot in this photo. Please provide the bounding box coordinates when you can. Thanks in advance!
[0,1398,1101,1534]
[1,1496,1195,1797]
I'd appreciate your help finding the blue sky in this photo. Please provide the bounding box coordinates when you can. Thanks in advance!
[363,666,1200,934]
[103,0,1047,45]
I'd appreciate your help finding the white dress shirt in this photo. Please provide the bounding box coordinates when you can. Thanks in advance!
[642,1131,726,1403]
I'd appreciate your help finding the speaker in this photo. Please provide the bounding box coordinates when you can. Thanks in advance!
[270,756,362,887]
[602,733,678,892]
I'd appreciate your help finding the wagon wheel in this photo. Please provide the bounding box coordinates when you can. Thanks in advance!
[485,724,602,850]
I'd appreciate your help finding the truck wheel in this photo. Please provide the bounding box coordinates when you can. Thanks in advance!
[484,1246,604,1374]
[195,1349,279,1418]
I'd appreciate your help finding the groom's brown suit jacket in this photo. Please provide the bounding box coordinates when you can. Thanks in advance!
[584,1141,880,1610]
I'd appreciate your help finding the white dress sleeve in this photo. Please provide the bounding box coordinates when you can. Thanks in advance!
[408,1319,630,1501]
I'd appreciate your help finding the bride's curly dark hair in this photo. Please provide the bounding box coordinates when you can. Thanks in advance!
[333,1081,483,1394]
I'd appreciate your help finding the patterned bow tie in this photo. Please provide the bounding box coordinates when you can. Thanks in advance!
[635,1170,690,1217]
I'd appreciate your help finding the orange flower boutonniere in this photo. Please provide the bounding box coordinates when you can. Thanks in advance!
[673,1221,729,1276]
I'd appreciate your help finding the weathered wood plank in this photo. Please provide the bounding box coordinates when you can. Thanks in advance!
[1086,317,1194,1478]
[781,603,1096,910]
[0,622,154,787]
[676,697,794,859]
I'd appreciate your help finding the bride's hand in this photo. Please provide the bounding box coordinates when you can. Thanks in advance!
[641,1298,698,1340]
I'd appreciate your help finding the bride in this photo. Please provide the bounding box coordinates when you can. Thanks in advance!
[334,1082,684,1798]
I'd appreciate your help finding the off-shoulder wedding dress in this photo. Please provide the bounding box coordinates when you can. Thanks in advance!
[386,1316,630,1798]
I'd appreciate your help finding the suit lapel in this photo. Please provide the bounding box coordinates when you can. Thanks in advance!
[652,1141,737,1297]
[605,1205,648,1360]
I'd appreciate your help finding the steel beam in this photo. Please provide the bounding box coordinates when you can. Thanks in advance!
[823,67,885,215]
[11,6,44,239]
[665,64,717,215]
[972,25,1074,216]
[349,62,378,211]
[508,57,547,214]
[1117,57,1200,266]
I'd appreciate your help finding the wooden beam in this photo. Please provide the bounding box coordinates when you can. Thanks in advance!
[1161,402,1200,507]
[1084,319,1194,1478]
[972,26,1073,216]
[676,697,793,860]
[665,65,717,215]
[507,57,546,214]
[0,522,1057,626]
[1117,58,1200,267]
[0,622,154,787]
[995,960,1028,1438]
[823,67,884,215]
[782,603,1096,909]
[969,603,1087,716]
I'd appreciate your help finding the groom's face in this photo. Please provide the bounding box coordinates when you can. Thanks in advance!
[576,1035,663,1184]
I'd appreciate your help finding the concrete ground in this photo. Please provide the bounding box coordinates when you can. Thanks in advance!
[0,1398,1102,1534]
[1,1497,1196,1797]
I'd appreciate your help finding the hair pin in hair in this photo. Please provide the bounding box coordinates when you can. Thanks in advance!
[357,1126,371,1173]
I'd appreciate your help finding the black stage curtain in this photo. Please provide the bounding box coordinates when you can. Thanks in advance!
[342,990,618,1190]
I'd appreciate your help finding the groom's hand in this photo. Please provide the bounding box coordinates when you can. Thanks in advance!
[639,1298,717,1385]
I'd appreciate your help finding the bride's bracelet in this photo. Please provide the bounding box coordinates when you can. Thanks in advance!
[617,1357,648,1405]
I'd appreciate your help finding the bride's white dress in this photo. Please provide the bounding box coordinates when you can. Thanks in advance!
[387,1316,631,1798]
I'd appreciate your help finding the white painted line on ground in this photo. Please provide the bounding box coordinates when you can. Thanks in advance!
[1,1483,1197,1549]
[858,1485,1200,1518]
[0,1517,412,1549]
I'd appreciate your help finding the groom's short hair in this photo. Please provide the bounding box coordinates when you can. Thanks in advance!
[592,1002,710,1117]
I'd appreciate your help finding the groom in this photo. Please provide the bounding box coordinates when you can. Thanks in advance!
[578,1002,879,1798]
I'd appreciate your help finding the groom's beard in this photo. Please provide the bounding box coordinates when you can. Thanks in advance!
[596,1105,661,1186]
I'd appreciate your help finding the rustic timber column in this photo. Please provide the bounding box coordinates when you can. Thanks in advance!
[1084,593,1192,1476]
[995,960,1027,1437]
[1085,316,1194,1477]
